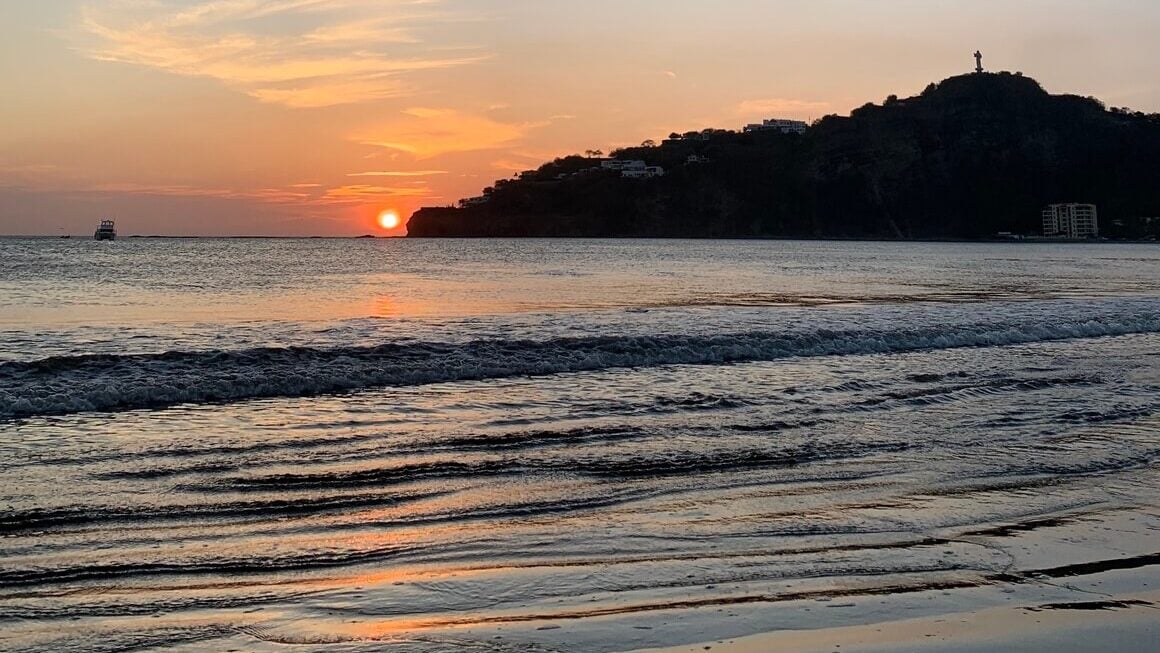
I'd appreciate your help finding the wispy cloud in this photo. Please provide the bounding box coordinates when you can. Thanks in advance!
[83,181,314,203]
[76,0,486,108]
[737,98,831,118]
[353,108,534,158]
[0,163,66,188]
[323,184,435,200]
[347,170,447,177]
[82,178,435,206]
[490,159,532,173]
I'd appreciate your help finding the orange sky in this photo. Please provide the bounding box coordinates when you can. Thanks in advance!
[2,1,1158,236]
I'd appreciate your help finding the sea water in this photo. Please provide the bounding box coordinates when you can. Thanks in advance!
[2,238,1159,652]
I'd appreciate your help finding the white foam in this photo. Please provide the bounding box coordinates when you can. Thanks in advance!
[3,307,1159,419]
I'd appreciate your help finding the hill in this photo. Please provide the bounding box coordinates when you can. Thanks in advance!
[406,73,1160,239]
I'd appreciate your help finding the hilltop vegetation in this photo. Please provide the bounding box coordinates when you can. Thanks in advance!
[407,73,1160,239]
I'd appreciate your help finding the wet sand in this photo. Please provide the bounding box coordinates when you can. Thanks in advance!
[635,508,1160,653]
[637,594,1159,653]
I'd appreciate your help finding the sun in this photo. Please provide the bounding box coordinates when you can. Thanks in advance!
[377,210,400,230]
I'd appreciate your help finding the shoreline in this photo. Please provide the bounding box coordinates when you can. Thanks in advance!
[400,235,1159,244]
[3,234,1157,244]
[622,506,1160,653]
[630,588,1160,653]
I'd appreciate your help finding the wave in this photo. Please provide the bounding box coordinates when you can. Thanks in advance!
[192,438,907,496]
[2,312,1158,418]
[0,489,449,535]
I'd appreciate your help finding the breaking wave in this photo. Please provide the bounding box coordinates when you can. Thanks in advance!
[3,312,1158,419]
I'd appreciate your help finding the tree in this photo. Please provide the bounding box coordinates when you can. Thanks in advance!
[584,149,604,159]
[641,139,657,148]
[413,72,1160,240]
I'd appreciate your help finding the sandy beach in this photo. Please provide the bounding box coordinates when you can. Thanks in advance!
[639,595,1159,653]
[636,507,1160,653]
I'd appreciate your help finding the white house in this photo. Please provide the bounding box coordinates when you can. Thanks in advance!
[600,159,647,171]
[1042,203,1098,238]
[622,166,664,179]
[743,118,808,134]
[598,159,663,178]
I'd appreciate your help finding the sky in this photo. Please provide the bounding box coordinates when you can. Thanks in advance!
[2,0,1158,236]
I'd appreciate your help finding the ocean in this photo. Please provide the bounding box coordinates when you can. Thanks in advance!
[2,237,1159,652]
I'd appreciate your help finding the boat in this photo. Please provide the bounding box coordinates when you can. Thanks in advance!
[94,219,116,241]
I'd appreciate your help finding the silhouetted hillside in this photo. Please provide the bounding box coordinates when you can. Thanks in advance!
[407,73,1160,239]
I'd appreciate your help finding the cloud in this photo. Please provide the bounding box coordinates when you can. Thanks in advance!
[82,179,438,206]
[303,19,420,46]
[75,0,486,108]
[663,70,678,79]
[353,108,532,158]
[490,159,532,172]
[323,184,435,199]
[82,181,315,203]
[737,98,831,117]
[0,164,65,188]
[247,77,411,109]
[346,170,448,177]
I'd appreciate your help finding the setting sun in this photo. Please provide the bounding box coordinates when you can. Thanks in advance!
[378,210,400,230]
